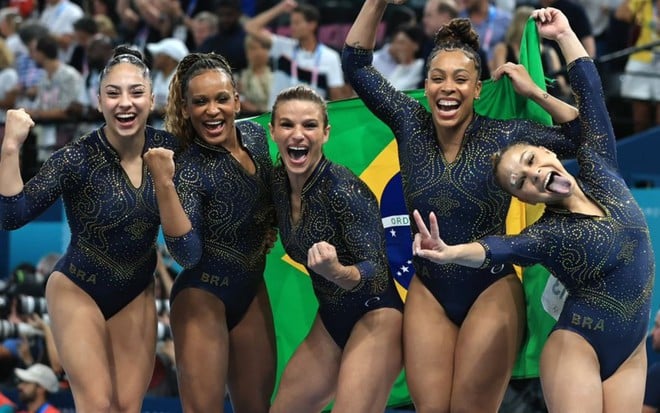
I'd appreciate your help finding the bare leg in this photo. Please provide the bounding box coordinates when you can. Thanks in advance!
[170,288,229,413]
[106,283,158,412]
[603,339,647,412]
[403,276,457,413]
[45,273,114,413]
[540,329,603,413]
[227,282,277,413]
[451,274,525,413]
[270,315,341,413]
[332,307,403,413]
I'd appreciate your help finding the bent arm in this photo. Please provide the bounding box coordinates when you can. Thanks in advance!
[243,0,295,48]
[344,0,389,50]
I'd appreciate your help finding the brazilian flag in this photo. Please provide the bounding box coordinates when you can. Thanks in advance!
[249,18,562,407]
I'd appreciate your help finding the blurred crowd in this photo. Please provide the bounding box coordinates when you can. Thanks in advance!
[0,0,654,181]
[0,245,178,411]
[0,0,657,411]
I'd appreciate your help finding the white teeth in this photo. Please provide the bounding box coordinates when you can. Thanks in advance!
[117,114,134,119]
[543,172,555,190]
[289,146,307,150]
[438,100,457,106]
[205,120,224,126]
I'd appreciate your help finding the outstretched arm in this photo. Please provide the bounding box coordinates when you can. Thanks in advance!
[412,210,486,268]
[0,109,34,196]
[345,0,404,49]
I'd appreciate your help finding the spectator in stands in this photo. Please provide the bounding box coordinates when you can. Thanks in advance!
[238,34,273,117]
[244,0,350,106]
[14,23,47,110]
[372,22,425,90]
[146,37,189,128]
[66,34,114,134]
[614,0,659,134]
[15,364,60,413]
[190,11,219,51]
[0,390,15,413]
[115,0,172,49]
[420,0,491,82]
[460,0,512,62]
[25,33,83,161]
[197,0,249,72]
[0,7,24,60]
[92,15,118,42]
[69,16,99,76]
[157,0,214,51]
[0,38,19,131]
[37,0,84,63]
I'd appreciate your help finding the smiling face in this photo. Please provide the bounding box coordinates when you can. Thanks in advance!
[98,62,154,142]
[270,98,329,185]
[183,69,240,148]
[424,49,481,130]
[495,143,574,204]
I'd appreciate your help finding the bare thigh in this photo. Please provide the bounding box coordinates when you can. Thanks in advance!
[540,329,603,413]
[403,276,457,413]
[227,282,276,413]
[270,314,342,413]
[452,273,525,412]
[603,339,647,413]
[333,307,403,413]
[170,288,229,413]
[45,273,114,413]
[106,282,158,412]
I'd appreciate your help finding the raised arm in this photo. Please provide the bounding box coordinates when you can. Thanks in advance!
[243,0,298,48]
[344,0,394,49]
[0,109,34,196]
[533,8,589,67]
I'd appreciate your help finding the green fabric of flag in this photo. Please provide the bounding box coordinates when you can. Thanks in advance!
[250,16,558,406]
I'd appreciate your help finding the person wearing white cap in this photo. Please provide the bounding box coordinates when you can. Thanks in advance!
[15,363,60,413]
[146,38,189,129]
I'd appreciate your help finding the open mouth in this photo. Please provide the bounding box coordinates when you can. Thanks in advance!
[288,146,309,161]
[116,113,136,124]
[436,99,460,112]
[544,171,571,194]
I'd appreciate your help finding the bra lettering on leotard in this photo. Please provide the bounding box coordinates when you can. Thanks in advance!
[200,272,230,287]
[571,313,605,331]
[69,263,97,284]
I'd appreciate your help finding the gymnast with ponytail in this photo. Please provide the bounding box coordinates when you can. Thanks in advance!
[144,52,277,413]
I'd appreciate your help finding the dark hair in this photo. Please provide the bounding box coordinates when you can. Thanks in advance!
[99,44,151,90]
[35,34,58,60]
[271,84,328,129]
[392,23,425,59]
[490,142,528,188]
[17,22,48,45]
[73,15,99,35]
[293,4,320,25]
[427,17,482,77]
[165,52,236,148]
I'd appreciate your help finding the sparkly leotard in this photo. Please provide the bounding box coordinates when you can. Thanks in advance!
[0,126,179,319]
[342,45,580,324]
[272,157,403,348]
[166,121,276,330]
[479,58,654,379]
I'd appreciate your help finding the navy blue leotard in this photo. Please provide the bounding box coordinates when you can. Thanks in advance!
[479,58,654,379]
[166,121,275,330]
[272,157,403,348]
[0,126,179,319]
[342,45,580,325]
